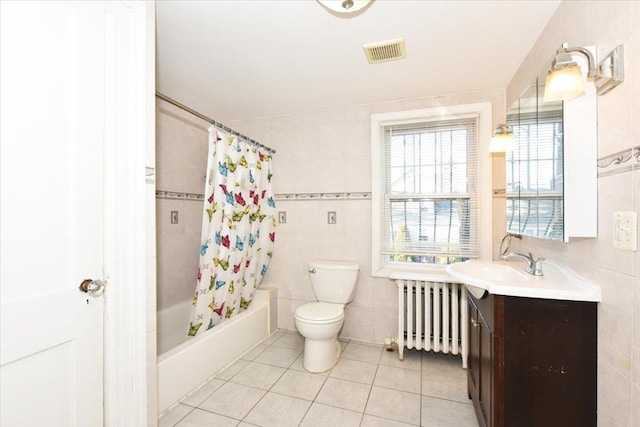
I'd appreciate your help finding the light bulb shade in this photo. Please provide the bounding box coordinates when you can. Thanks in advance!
[317,0,372,14]
[489,134,514,153]
[543,64,586,102]
[489,125,514,153]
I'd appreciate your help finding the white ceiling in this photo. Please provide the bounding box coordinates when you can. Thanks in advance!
[156,0,560,122]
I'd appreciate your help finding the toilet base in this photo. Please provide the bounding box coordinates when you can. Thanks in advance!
[302,337,341,373]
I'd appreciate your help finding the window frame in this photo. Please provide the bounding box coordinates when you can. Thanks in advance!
[371,103,493,278]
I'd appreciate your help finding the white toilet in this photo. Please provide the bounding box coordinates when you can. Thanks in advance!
[294,259,359,373]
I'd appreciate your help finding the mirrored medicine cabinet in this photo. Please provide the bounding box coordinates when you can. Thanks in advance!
[505,49,598,242]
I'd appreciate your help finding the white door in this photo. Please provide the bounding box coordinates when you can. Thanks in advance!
[1,1,106,425]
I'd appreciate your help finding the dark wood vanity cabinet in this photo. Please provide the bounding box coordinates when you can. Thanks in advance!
[467,293,597,427]
[467,293,495,427]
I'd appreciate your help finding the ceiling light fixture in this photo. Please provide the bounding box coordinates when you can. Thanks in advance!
[489,124,514,153]
[543,43,624,103]
[317,0,373,15]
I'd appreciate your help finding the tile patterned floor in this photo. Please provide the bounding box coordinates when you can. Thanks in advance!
[159,330,480,427]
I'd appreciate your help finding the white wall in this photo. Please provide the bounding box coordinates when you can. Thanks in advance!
[229,89,505,343]
[155,99,209,313]
[506,1,640,425]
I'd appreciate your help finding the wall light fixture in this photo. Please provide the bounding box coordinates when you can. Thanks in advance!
[544,43,624,102]
[489,124,514,153]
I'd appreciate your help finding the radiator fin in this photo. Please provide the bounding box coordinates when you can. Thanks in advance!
[396,279,468,369]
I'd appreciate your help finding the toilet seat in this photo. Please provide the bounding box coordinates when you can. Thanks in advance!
[295,302,343,324]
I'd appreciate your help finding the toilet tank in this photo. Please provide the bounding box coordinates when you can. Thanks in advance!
[309,259,359,304]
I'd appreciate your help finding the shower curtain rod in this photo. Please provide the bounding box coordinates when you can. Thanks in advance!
[155,92,276,154]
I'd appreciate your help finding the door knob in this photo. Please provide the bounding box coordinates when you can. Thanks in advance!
[79,279,106,297]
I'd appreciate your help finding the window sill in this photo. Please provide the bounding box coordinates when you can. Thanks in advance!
[373,265,462,283]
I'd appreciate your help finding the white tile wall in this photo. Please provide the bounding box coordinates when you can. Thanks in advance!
[226,89,506,345]
[506,1,640,425]
[155,100,210,312]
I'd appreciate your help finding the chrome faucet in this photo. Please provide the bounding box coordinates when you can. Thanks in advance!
[500,252,545,276]
[498,233,544,276]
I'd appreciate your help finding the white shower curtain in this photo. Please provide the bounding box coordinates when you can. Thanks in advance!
[188,127,275,337]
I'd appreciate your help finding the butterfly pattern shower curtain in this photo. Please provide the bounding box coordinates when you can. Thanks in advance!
[188,127,275,337]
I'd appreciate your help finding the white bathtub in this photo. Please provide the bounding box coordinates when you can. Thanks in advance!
[157,288,277,414]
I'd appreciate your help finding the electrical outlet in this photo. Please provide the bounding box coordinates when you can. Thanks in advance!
[613,211,637,251]
[328,211,337,224]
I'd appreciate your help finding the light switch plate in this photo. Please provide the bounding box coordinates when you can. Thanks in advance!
[613,211,637,251]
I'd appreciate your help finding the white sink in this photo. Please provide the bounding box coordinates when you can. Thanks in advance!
[445,260,601,302]
[461,284,487,300]
[450,261,529,283]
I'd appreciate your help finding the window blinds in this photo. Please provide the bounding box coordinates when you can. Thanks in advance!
[506,106,564,239]
[379,116,480,263]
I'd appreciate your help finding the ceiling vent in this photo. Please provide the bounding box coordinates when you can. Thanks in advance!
[363,37,406,64]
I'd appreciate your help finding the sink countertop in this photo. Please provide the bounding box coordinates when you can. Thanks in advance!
[445,259,601,302]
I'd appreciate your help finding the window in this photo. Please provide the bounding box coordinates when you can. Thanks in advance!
[371,104,492,276]
[506,109,564,239]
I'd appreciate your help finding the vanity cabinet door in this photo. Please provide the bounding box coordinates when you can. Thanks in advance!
[468,298,480,403]
[478,309,493,427]
[502,297,597,427]
[468,295,494,427]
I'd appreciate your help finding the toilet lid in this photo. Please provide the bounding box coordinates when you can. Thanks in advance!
[295,302,343,322]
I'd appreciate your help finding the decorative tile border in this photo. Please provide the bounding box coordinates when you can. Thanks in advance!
[155,147,640,201]
[597,146,640,177]
[156,190,205,201]
[274,192,371,201]
[156,191,372,202]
